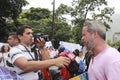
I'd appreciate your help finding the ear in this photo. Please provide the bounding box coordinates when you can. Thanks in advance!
[94,31,99,38]
[17,35,22,40]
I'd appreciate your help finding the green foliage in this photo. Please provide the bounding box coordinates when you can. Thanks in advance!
[72,25,82,43]
[71,0,114,25]
[70,0,114,43]
[18,7,72,42]
[107,39,120,49]
[18,8,52,39]
[0,0,28,19]
[112,40,120,49]
[107,39,112,45]
[0,0,115,43]
[22,7,51,20]
[92,7,114,30]
[56,4,72,17]
[53,21,72,41]
[0,0,28,42]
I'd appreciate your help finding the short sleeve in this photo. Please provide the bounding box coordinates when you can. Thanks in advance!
[9,47,24,64]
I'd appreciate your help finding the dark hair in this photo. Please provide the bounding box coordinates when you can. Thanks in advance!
[9,32,18,39]
[52,40,60,49]
[58,47,65,53]
[73,49,79,56]
[17,25,32,36]
[1,45,10,53]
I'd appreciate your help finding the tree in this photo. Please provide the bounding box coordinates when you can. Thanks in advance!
[70,0,114,43]
[53,1,114,43]
[55,4,72,21]
[0,0,28,42]
[21,7,51,20]
[18,7,72,42]
[18,8,53,39]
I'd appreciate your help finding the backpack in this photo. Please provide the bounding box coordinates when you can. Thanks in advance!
[0,66,24,80]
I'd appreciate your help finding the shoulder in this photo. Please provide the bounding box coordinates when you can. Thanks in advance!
[9,45,25,57]
[9,45,25,63]
[10,45,24,52]
[100,47,120,65]
[105,47,120,57]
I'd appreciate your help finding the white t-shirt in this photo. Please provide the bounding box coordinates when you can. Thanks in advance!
[0,52,9,67]
[9,44,39,80]
[88,46,120,80]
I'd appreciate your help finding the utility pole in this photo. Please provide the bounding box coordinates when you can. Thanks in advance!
[51,0,55,41]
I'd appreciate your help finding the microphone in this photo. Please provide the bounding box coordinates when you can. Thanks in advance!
[59,48,75,61]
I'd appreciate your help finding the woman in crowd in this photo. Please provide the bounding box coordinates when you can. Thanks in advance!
[0,44,10,67]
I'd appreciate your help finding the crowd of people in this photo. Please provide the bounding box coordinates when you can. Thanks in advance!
[0,20,120,80]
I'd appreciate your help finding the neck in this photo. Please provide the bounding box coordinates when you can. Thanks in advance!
[92,41,108,56]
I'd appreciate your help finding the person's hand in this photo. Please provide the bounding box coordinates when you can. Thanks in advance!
[37,37,45,49]
[54,56,71,68]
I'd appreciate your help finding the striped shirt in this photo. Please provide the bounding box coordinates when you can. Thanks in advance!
[9,44,39,80]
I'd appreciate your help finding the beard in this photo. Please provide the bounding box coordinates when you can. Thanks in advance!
[86,37,94,51]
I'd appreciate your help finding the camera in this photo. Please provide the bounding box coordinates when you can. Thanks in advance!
[34,33,49,42]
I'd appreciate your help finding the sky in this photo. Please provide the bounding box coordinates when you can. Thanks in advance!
[23,0,72,10]
[23,0,120,14]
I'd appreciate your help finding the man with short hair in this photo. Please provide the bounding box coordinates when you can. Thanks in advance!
[9,26,70,80]
[7,32,19,47]
[82,20,120,80]
[6,33,20,70]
